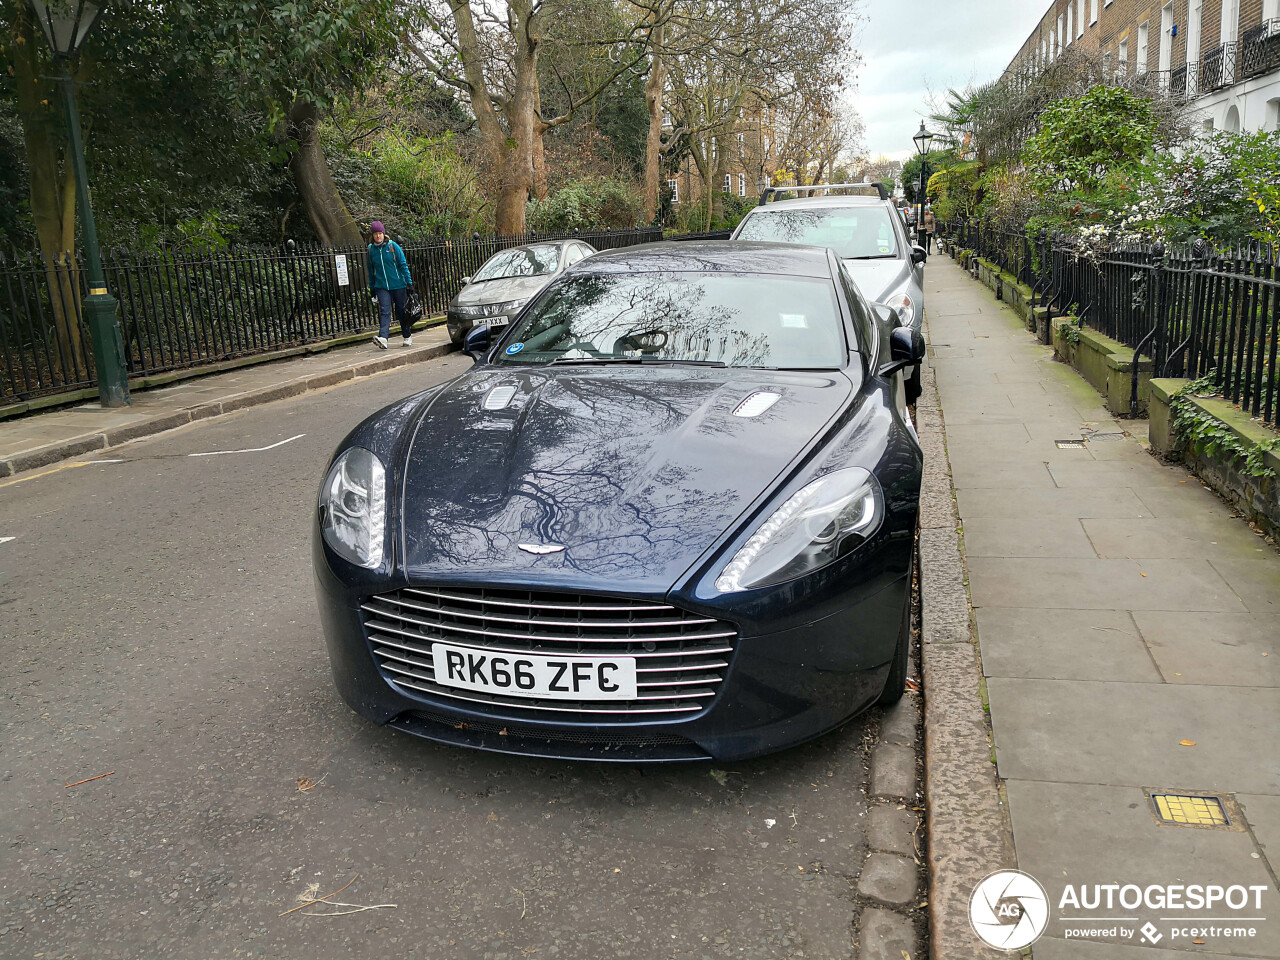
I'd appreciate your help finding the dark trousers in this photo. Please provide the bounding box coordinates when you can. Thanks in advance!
[376,287,411,339]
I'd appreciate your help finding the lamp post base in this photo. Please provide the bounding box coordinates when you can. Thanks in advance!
[83,292,130,407]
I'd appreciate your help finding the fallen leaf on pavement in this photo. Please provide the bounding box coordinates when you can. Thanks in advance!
[65,771,114,788]
[1140,573,1148,578]
[905,678,920,693]
[1179,739,1197,747]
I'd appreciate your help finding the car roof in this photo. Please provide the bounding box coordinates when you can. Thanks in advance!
[750,195,892,210]
[489,239,580,254]
[579,241,835,279]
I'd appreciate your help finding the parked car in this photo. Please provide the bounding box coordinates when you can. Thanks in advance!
[314,242,925,762]
[731,189,927,402]
[732,190,926,335]
[445,239,596,344]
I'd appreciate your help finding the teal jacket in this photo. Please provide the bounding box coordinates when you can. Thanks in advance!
[367,239,413,292]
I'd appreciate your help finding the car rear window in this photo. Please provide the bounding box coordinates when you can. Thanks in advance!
[737,207,900,259]
[496,272,847,369]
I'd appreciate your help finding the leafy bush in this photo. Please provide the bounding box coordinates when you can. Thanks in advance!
[526,177,644,231]
[329,128,491,240]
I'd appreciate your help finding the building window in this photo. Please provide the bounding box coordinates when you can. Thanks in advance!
[1137,21,1149,75]
[1077,0,1085,36]
[1118,38,1129,75]
[763,136,771,157]
[1264,98,1280,131]
[1090,0,1099,24]
[723,174,732,193]
[737,133,745,158]
[666,178,679,203]
[738,173,747,197]
[1065,9,1072,46]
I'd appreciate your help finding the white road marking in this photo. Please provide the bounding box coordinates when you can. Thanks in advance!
[188,434,306,458]
[0,536,14,544]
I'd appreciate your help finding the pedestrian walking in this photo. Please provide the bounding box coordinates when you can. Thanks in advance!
[367,221,415,348]
[923,204,937,255]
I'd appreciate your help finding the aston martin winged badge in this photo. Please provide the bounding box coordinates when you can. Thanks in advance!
[517,543,566,555]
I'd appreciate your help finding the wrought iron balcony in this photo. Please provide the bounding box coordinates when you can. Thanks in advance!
[1240,19,1280,79]
[1200,42,1238,92]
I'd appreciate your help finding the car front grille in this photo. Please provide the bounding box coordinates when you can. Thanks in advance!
[361,585,738,721]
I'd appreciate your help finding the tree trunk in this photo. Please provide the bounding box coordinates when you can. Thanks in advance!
[531,72,549,202]
[11,6,86,376]
[710,147,727,226]
[287,100,363,247]
[642,21,666,223]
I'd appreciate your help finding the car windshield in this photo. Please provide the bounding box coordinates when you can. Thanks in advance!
[472,244,561,282]
[737,207,901,259]
[496,272,846,369]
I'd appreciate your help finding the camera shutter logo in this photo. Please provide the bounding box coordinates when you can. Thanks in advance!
[969,870,1050,950]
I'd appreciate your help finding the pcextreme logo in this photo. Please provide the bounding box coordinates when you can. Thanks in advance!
[969,870,1050,949]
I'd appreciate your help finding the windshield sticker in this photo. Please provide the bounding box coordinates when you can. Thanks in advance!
[780,314,808,328]
[505,342,525,355]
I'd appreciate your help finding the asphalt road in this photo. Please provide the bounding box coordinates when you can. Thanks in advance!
[0,355,883,959]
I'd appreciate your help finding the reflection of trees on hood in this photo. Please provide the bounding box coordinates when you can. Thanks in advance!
[406,369,745,578]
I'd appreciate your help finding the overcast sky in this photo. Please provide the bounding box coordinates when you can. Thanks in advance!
[851,0,1048,161]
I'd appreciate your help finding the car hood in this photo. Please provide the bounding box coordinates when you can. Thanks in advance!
[453,275,551,308]
[399,366,855,592]
[842,258,912,303]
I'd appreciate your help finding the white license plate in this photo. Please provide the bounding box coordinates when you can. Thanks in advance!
[431,642,637,700]
[482,316,509,327]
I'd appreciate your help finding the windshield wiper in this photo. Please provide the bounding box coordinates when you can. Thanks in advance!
[549,356,726,367]
[846,254,898,260]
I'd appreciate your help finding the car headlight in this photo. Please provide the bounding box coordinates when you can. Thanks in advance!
[714,467,884,593]
[499,298,529,315]
[319,447,387,568]
[881,290,916,326]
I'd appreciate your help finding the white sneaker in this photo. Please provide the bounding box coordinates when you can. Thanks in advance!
[373,336,388,349]
[402,336,413,347]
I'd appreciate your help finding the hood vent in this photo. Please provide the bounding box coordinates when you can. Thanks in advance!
[482,385,518,411]
[732,391,781,418]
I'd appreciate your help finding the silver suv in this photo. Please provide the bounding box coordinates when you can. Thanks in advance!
[731,185,926,336]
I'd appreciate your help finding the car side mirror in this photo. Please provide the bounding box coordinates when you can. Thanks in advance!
[911,246,927,265]
[463,324,491,363]
[878,326,926,378]
[461,276,472,285]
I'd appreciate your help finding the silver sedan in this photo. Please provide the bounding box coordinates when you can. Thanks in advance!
[446,239,596,344]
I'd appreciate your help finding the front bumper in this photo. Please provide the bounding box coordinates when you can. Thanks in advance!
[446,308,519,344]
[314,533,912,763]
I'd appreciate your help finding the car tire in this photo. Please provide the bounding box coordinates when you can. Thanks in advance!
[876,581,912,706]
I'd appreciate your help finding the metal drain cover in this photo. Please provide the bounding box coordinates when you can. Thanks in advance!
[1147,790,1243,829]
[1056,439,1088,449]
[1090,432,1127,442]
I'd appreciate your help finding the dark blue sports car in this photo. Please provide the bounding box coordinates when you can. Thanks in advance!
[313,242,924,762]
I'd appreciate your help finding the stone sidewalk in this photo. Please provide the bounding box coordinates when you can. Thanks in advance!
[0,325,454,477]
[924,254,1280,958]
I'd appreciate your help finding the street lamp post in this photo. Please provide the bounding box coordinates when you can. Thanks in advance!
[912,120,934,253]
[29,0,130,406]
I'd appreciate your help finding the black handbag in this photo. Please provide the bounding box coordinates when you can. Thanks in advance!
[404,288,424,323]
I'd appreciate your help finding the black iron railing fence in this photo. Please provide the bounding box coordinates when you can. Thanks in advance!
[1,227,666,404]
[943,220,1280,427]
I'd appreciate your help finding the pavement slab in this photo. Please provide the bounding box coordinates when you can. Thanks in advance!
[961,517,1099,558]
[967,558,1247,612]
[1132,612,1280,687]
[987,678,1280,794]
[957,486,1153,519]
[1240,794,1280,872]
[976,608,1161,682]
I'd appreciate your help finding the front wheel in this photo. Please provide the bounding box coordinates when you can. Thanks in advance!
[876,581,912,706]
